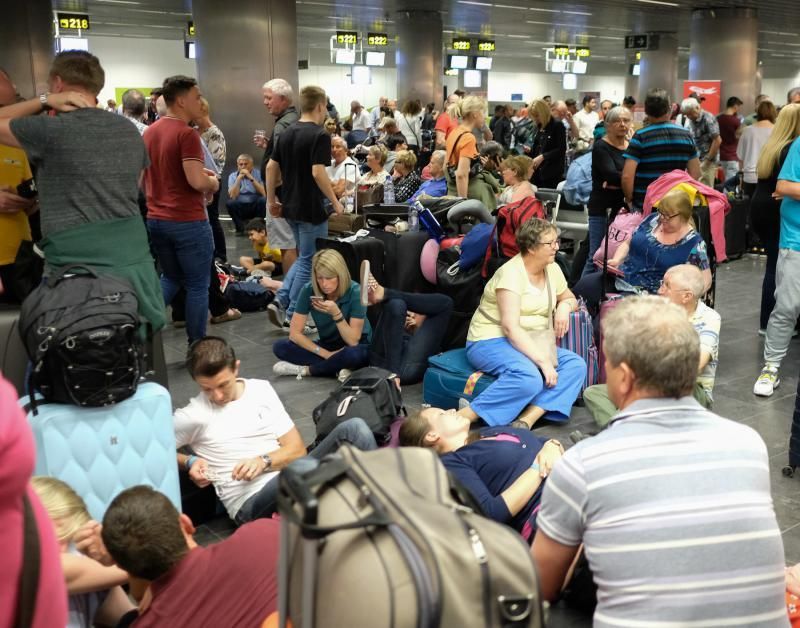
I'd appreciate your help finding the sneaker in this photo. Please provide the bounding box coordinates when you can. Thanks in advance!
[267,302,286,328]
[273,361,305,377]
[359,260,371,306]
[337,369,352,383]
[753,365,780,397]
[281,320,317,335]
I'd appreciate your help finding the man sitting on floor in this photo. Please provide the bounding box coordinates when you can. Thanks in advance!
[532,296,787,626]
[583,263,720,427]
[74,485,280,627]
[226,154,266,235]
[174,336,376,525]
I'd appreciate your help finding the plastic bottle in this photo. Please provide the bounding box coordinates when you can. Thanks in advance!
[384,178,395,204]
[345,194,354,214]
[408,204,419,232]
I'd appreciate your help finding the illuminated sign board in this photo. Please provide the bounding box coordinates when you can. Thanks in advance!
[188,21,195,37]
[553,45,570,56]
[575,47,590,57]
[57,12,90,30]
[452,38,471,51]
[336,31,359,45]
[477,40,495,52]
[367,32,388,46]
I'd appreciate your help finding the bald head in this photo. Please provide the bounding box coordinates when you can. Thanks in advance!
[0,69,17,106]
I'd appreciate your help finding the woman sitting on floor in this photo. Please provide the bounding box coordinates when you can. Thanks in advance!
[572,187,711,311]
[399,406,564,541]
[364,265,454,385]
[460,218,586,429]
[31,476,135,628]
[272,249,370,380]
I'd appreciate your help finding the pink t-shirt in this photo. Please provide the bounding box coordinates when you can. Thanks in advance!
[0,376,67,628]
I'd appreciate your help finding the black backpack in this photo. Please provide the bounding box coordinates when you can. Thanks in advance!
[223,280,274,312]
[19,265,143,410]
[312,367,406,447]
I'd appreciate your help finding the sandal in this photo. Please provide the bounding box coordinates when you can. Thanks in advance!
[210,308,242,324]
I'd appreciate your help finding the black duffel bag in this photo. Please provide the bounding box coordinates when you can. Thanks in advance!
[312,366,406,447]
[19,264,143,410]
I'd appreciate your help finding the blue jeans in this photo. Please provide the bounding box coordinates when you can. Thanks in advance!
[226,196,266,233]
[147,219,213,343]
[273,336,370,378]
[275,219,329,317]
[466,339,586,426]
[583,215,607,277]
[234,418,378,524]
[369,290,454,384]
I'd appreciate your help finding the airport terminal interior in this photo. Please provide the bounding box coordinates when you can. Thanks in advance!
[4,0,800,625]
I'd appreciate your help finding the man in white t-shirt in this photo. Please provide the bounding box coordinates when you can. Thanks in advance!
[174,337,377,524]
[327,136,358,200]
[573,95,599,151]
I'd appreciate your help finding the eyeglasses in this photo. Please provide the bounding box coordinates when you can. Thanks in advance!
[538,239,560,249]
[659,279,692,293]
[658,211,681,223]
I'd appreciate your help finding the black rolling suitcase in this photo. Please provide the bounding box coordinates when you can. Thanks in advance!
[0,305,27,397]
[724,196,748,261]
[692,204,717,308]
[784,378,800,478]
[316,236,386,286]
[367,229,430,292]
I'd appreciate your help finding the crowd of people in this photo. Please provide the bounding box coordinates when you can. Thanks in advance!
[4,47,800,626]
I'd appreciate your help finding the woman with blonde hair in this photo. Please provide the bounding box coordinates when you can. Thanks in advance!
[30,476,134,628]
[391,149,421,202]
[498,155,537,205]
[749,103,800,332]
[528,99,567,189]
[272,249,370,379]
[358,144,390,188]
[445,95,487,198]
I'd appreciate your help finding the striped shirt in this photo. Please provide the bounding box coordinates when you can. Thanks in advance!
[538,397,788,628]
[692,301,720,400]
[624,123,699,211]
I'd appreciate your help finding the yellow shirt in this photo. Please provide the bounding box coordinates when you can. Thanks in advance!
[0,145,33,265]
[254,239,282,263]
[467,255,567,342]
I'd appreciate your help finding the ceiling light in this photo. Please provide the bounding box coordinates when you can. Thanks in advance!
[633,0,680,6]
[562,10,592,16]
[494,3,527,8]
[529,7,559,12]
[93,0,142,4]
[457,0,492,5]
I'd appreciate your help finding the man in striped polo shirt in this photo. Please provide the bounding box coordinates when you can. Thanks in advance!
[622,88,702,212]
[533,296,788,627]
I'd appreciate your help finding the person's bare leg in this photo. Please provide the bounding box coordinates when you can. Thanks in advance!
[281,248,297,273]
[260,277,283,291]
[240,255,255,271]
[516,405,546,429]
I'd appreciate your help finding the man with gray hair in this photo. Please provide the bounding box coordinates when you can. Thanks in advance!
[681,96,721,186]
[582,264,721,426]
[327,135,358,201]
[121,88,147,135]
[788,87,800,105]
[408,149,447,204]
[532,296,787,627]
[255,78,298,270]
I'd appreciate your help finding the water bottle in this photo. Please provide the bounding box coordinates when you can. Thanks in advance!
[384,178,395,204]
[345,194,354,214]
[408,204,419,232]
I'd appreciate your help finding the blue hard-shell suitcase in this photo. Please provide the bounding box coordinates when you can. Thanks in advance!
[21,381,181,520]
[422,348,496,410]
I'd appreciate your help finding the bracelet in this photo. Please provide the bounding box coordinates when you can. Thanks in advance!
[314,345,321,355]
[332,315,344,323]
[530,462,540,473]
[186,455,198,470]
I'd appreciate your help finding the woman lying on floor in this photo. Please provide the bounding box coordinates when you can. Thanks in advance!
[399,406,564,541]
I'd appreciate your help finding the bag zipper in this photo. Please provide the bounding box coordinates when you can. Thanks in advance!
[455,513,493,627]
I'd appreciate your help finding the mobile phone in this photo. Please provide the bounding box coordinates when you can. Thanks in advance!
[309,295,324,302]
[16,178,37,199]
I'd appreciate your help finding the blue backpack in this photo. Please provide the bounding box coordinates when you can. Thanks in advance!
[459,223,494,271]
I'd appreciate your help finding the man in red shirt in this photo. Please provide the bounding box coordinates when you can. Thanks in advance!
[75,485,279,627]
[716,96,743,183]
[144,75,219,343]
[434,92,463,149]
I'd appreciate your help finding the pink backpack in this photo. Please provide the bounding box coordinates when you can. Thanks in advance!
[592,209,644,268]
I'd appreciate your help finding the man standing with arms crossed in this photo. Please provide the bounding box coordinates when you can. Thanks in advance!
[265,86,343,331]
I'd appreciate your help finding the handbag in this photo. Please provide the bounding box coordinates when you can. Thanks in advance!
[478,267,558,366]
[357,182,384,208]
[446,131,483,182]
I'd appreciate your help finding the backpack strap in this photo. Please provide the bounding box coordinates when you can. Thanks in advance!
[15,492,40,628]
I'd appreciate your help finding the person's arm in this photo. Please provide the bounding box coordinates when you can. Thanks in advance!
[481,125,492,141]
[249,171,266,197]
[776,180,800,200]
[435,129,446,150]
[228,172,243,199]
[705,135,722,162]
[595,144,624,187]
[310,298,365,346]
[621,159,637,205]
[455,155,471,198]
[182,160,219,194]
[687,157,702,181]
[698,350,712,371]
[0,92,91,147]
[607,240,630,267]
[0,188,36,214]
[553,288,578,339]
[266,158,283,216]
[532,532,581,602]
[231,426,307,481]
[60,553,129,595]
[311,164,344,214]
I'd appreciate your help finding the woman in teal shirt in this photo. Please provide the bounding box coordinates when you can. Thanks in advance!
[272,249,370,379]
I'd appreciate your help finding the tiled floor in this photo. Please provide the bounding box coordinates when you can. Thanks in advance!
[167,225,800,624]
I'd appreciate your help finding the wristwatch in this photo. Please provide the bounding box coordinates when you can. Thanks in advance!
[39,93,51,111]
[260,454,272,472]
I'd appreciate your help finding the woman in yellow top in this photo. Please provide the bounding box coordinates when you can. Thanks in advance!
[461,218,586,429]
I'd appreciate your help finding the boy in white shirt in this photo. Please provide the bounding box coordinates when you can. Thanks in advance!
[174,336,376,524]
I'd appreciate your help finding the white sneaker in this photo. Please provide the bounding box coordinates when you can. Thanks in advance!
[337,369,352,383]
[280,320,317,335]
[267,302,286,328]
[753,365,780,397]
[273,361,305,378]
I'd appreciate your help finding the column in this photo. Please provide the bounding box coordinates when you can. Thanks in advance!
[689,7,758,113]
[637,33,678,104]
[192,0,298,180]
[0,0,53,98]
[395,9,443,108]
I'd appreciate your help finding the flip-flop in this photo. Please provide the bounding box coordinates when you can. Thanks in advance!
[360,259,370,306]
[210,309,242,324]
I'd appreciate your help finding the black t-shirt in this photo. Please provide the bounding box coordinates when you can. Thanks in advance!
[751,143,791,242]
[271,121,331,224]
[588,138,626,217]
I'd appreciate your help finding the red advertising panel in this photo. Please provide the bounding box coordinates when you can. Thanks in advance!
[682,80,722,115]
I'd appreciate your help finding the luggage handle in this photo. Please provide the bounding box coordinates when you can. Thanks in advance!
[47,263,99,287]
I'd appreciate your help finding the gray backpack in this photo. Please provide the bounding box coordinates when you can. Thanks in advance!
[277,445,544,628]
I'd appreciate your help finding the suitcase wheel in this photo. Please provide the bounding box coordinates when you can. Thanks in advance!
[783,465,796,478]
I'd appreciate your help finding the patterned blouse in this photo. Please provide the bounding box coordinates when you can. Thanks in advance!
[201,124,226,174]
[394,171,422,203]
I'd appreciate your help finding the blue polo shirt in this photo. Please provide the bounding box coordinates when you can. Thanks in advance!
[408,176,447,204]
[294,281,371,344]
[779,136,800,251]
[227,169,264,202]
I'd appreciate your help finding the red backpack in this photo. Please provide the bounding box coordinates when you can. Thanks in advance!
[482,196,545,276]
